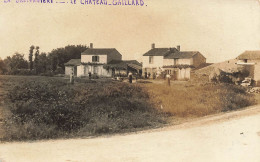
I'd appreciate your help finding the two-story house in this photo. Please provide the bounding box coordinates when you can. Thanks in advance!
[142,44,206,80]
[236,50,260,86]
[77,44,122,77]
[65,43,142,77]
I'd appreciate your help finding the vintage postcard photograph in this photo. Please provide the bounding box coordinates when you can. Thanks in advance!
[0,0,260,161]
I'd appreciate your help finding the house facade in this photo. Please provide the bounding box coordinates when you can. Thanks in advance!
[64,43,142,77]
[142,44,206,80]
[236,50,260,86]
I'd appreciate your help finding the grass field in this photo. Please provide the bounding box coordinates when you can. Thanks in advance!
[142,81,256,117]
[0,75,168,141]
[0,75,256,141]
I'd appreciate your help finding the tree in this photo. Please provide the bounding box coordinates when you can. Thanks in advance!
[47,45,88,71]
[29,45,35,70]
[0,58,7,74]
[34,46,40,74]
[37,52,48,73]
[5,53,28,71]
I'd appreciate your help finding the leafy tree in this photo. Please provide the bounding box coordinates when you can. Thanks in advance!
[5,53,28,71]
[2,44,87,75]
[37,52,48,73]
[48,45,88,71]
[0,58,7,74]
[50,54,58,72]
[29,45,35,70]
[34,46,40,74]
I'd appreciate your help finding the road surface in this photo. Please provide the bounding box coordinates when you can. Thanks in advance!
[0,106,260,162]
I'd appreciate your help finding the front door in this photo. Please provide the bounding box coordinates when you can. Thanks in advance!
[73,66,77,76]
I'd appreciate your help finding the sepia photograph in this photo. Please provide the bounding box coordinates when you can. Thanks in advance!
[0,0,260,161]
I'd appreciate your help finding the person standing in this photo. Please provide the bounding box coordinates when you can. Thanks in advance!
[88,72,91,80]
[70,70,74,84]
[166,74,171,86]
[148,72,151,79]
[129,72,133,83]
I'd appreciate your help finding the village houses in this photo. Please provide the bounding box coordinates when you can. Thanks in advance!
[65,43,142,77]
[142,44,206,80]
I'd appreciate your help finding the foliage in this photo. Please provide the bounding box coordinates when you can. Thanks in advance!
[2,77,166,141]
[7,69,35,75]
[1,44,88,75]
[37,53,49,74]
[48,45,88,71]
[3,53,28,72]
[29,45,35,71]
[143,82,256,117]
[0,58,8,74]
[34,46,40,74]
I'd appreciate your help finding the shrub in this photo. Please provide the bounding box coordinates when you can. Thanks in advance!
[3,78,166,141]
[40,71,54,77]
[8,69,36,75]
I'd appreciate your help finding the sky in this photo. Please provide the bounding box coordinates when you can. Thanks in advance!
[0,0,260,63]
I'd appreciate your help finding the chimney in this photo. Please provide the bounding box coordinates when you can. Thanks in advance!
[177,45,180,51]
[177,45,181,51]
[151,43,155,49]
[90,43,93,49]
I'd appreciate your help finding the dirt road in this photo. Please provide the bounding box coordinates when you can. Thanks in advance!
[0,106,260,162]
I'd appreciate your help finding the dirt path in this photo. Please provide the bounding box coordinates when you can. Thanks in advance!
[0,105,260,162]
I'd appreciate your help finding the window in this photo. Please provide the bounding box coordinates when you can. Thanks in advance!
[244,59,248,63]
[92,56,99,62]
[149,56,154,64]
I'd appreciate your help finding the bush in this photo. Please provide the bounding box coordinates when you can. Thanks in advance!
[40,71,54,77]
[8,69,35,75]
[3,78,166,141]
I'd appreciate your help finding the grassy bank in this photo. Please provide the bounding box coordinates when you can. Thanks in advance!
[143,81,256,117]
[0,76,256,141]
[0,76,167,141]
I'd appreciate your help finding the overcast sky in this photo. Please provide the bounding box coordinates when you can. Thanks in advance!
[0,0,259,63]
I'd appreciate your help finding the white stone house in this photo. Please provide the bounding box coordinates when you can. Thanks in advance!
[64,44,142,77]
[64,59,81,76]
[76,47,122,77]
[236,50,260,86]
[142,44,206,80]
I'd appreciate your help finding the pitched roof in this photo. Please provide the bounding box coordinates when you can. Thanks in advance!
[143,48,178,56]
[237,51,260,60]
[82,48,119,55]
[64,59,81,66]
[164,51,199,59]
